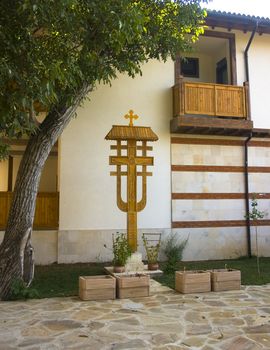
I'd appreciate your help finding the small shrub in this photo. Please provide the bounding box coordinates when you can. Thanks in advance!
[142,233,161,264]
[9,279,39,300]
[245,195,267,275]
[112,233,132,266]
[162,233,188,273]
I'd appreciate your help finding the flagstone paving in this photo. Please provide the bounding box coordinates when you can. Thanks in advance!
[1,280,270,349]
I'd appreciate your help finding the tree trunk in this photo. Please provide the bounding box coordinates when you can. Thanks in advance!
[0,86,89,300]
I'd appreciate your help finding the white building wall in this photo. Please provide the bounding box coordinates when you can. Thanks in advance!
[11,155,57,192]
[182,52,215,83]
[171,135,270,261]
[19,28,270,264]
[58,60,173,261]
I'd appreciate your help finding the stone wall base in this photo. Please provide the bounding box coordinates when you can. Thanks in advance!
[1,227,270,265]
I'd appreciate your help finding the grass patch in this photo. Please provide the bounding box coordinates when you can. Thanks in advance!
[31,263,105,298]
[154,257,270,289]
[28,257,270,299]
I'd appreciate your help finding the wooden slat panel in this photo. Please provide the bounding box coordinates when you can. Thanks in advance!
[0,192,12,229]
[184,83,215,115]
[178,81,247,119]
[0,192,59,230]
[172,220,270,228]
[215,85,245,117]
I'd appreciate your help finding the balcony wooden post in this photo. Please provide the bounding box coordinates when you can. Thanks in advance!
[7,156,13,191]
[179,75,185,116]
[173,76,185,117]
[244,81,251,120]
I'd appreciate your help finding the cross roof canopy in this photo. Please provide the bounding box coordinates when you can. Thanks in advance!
[105,125,158,141]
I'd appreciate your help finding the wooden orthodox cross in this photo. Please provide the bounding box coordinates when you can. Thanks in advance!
[105,111,158,251]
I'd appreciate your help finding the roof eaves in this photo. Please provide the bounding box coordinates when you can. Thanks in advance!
[205,10,270,34]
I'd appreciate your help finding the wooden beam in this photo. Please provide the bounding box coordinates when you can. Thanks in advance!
[171,137,270,148]
[203,30,235,40]
[171,165,270,173]
[171,137,244,146]
[172,193,270,200]
[110,145,153,151]
[170,115,253,135]
[205,17,270,35]
[9,150,58,157]
[172,220,270,228]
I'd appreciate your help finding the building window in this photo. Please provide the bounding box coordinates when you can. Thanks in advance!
[181,57,199,78]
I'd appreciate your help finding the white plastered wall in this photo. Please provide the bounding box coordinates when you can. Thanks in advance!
[58,60,173,262]
[12,156,57,192]
[171,134,270,260]
[181,52,215,83]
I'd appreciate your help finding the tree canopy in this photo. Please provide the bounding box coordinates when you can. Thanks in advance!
[0,0,206,157]
[0,0,207,299]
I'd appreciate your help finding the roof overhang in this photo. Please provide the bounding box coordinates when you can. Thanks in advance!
[206,11,270,35]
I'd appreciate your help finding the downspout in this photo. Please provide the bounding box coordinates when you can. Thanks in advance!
[243,21,258,258]
[244,133,252,258]
[244,21,258,82]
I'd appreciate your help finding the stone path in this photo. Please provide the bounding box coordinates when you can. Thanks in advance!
[1,280,270,349]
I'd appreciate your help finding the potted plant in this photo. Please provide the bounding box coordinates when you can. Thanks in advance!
[112,233,132,273]
[142,233,161,270]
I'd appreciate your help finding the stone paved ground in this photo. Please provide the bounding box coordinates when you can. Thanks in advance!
[1,280,270,349]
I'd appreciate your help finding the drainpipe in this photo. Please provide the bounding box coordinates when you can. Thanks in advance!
[243,22,258,258]
[244,133,252,258]
[244,21,258,82]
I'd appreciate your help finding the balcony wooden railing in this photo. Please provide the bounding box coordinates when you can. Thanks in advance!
[0,192,59,230]
[173,78,249,119]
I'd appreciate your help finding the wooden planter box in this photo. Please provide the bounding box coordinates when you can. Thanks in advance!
[210,269,241,292]
[116,274,150,299]
[79,275,116,301]
[175,270,211,294]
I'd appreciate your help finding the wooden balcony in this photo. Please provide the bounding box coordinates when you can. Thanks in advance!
[171,79,253,136]
[0,192,59,230]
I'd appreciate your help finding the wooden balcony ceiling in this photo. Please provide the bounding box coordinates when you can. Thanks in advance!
[252,128,270,138]
[170,115,254,136]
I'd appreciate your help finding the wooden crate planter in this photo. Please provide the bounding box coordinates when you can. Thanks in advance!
[210,269,241,292]
[175,270,211,294]
[117,274,150,299]
[79,275,116,301]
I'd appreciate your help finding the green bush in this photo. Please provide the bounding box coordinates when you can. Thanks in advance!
[9,279,39,300]
[162,233,188,273]
[112,233,132,266]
